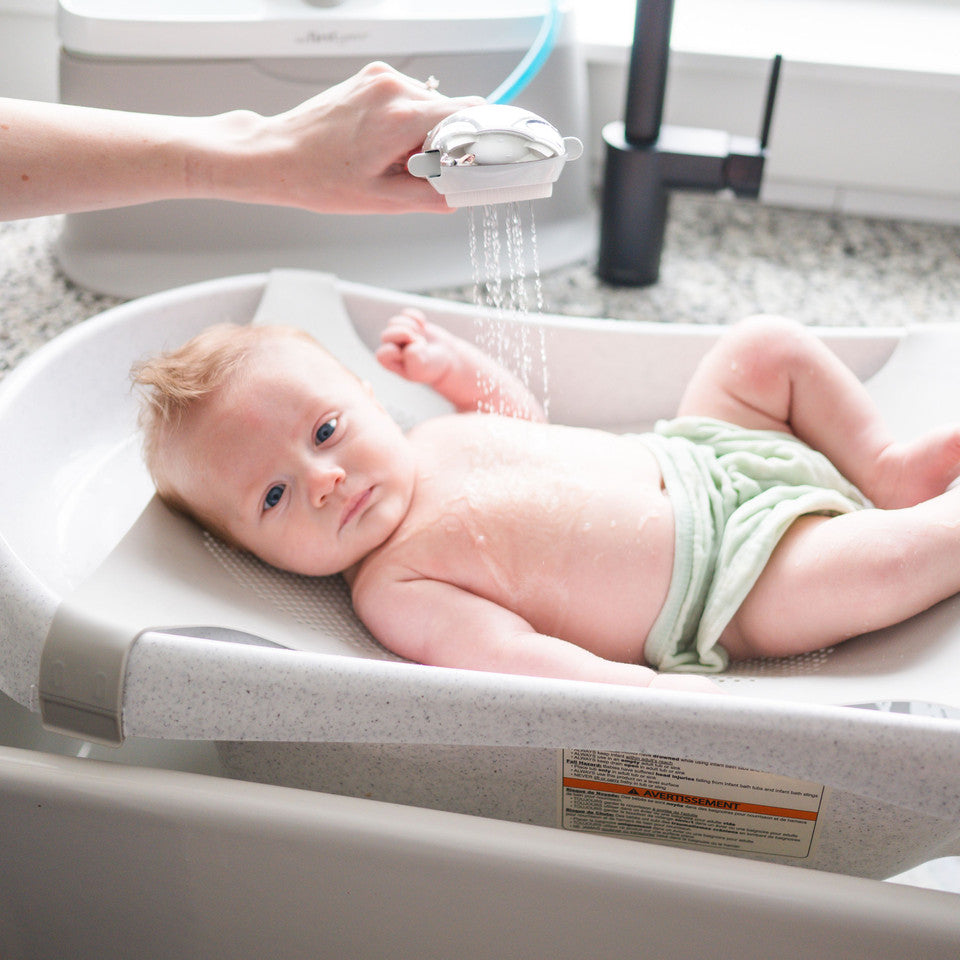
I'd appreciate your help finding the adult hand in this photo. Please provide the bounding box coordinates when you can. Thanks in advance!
[247,61,484,214]
[0,61,482,221]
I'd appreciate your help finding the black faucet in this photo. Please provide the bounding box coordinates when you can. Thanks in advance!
[597,0,782,286]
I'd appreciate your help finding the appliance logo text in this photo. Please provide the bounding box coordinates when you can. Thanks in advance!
[295,30,369,47]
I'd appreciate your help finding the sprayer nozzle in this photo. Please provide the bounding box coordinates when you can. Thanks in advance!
[407,104,583,208]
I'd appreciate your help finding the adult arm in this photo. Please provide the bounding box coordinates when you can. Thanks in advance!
[0,62,481,221]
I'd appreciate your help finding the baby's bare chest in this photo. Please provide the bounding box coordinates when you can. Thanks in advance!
[371,419,677,652]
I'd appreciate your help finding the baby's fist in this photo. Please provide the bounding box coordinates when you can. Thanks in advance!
[376,308,455,385]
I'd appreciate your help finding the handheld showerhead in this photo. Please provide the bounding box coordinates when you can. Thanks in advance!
[407,104,583,208]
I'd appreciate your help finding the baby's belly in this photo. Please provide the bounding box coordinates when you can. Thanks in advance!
[504,490,676,663]
[445,470,676,664]
[411,422,677,665]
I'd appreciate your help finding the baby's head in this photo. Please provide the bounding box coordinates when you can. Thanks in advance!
[132,323,416,576]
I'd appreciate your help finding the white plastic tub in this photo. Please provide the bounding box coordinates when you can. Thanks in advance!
[0,271,958,888]
[3,728,958,960]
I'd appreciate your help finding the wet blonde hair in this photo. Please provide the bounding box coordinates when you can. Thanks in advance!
[131,322,326,541]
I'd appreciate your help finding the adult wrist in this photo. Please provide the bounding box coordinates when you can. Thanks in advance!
[182,109,272,205]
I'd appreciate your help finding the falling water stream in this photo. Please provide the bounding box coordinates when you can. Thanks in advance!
[468,201,550,420]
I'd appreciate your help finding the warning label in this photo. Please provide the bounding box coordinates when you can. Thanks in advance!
[561,750,823,858]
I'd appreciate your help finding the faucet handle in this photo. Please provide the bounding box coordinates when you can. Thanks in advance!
[760,54,784,151]
[724,137,765,198]
[725,54,783,198]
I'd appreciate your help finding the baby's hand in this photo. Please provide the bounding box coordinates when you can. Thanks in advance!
[376,308,458,386]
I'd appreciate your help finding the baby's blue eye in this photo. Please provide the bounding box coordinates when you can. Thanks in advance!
[264,484,285,510]
[315,418,338,445]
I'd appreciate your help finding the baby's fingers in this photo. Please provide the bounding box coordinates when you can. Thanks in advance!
[383,308,427,337]
[374,339,435,383]
[374,341,406,376]
[396,307,428,329]
[380,310,427,348]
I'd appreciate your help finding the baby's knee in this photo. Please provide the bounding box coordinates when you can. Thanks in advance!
[721,316,814,385]
[727,315,807,351]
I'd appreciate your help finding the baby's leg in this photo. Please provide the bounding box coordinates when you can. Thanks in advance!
[721,487,960,659]
[677,316,960,507]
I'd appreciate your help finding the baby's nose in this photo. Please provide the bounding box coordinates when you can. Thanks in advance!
[307,463,345,507]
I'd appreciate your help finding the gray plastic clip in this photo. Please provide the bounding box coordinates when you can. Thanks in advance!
[39,605,139,746]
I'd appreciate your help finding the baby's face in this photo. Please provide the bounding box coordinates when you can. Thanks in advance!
[166,336,417,576]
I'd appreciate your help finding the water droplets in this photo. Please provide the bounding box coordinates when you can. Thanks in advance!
[468,201,550,420]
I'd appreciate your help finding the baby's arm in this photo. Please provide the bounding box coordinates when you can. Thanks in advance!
[375,308,547,421]
[353,574,718,693]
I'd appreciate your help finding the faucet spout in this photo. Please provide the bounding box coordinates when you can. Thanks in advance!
[623,0,673,146]
[598,0,782,286]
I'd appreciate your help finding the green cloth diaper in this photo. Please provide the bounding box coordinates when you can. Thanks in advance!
[642,416,870,673]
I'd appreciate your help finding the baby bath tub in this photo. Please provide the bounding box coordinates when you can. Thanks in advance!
[1,270,959,885]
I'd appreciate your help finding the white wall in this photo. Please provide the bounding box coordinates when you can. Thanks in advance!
[588,52,960,225]
[3,2,959,224]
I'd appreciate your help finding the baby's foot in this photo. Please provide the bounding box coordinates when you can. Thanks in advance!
[870,426,960,507]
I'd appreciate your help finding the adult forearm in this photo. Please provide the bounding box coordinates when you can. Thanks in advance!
[0,98,229,219]
[1,64,481,222]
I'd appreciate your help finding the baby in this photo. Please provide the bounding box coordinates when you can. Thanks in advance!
[132,310,960,693]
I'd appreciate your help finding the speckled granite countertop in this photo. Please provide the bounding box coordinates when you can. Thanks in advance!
[2,193,958,381]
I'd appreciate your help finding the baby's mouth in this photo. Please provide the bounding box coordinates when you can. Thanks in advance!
[340,487,373,531]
